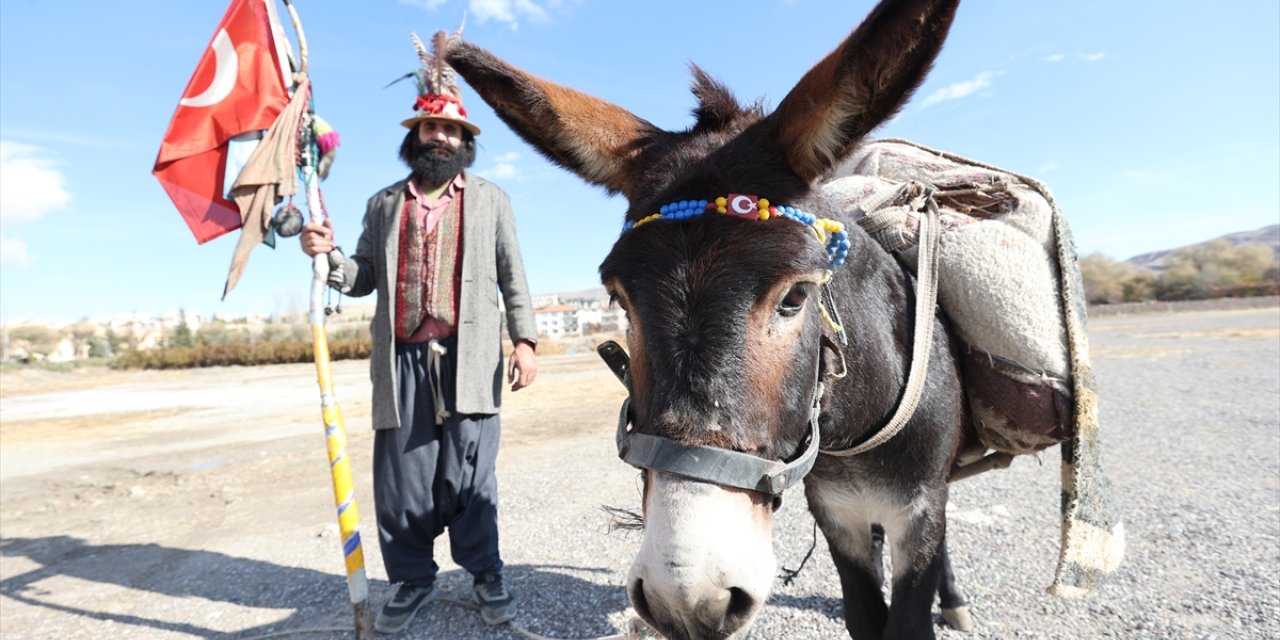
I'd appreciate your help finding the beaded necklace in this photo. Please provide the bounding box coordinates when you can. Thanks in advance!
[621,194,851,271]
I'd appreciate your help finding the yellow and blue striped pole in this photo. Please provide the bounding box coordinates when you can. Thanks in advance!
[309,250,374,638]
[284,1,374,636]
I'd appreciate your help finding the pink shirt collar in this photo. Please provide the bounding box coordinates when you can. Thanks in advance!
[406,172,465,231]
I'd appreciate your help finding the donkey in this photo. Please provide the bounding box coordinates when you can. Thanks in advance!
[448,0,970,637]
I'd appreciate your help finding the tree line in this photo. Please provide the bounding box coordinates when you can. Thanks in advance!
[1079,240,1279,305]
[5,240,1276,369]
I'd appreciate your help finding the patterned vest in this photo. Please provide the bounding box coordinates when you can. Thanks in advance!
[394,190,463,342]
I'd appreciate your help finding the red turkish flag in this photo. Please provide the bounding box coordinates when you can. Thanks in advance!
[153,0,288,244]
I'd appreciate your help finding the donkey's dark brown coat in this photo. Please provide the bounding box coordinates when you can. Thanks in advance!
[449,1,967,637]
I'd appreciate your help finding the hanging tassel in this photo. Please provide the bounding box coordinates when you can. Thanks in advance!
[312,115,340,179]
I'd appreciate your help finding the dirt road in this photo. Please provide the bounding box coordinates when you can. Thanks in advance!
[1,307,1277,639]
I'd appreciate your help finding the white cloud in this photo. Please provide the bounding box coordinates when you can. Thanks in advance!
[1040,52,1107,66]
[481,151,527,181]
[0,141,71,225]
[403,0,553,30]
[0,234,31,267]
[919,71,994,108]
[397,0,449,10]
[471,0,550,30]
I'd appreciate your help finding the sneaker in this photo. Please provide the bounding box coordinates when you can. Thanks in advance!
[472,573,516,625]
[375,582,437,634]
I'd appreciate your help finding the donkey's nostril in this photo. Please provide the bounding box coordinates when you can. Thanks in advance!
[724,587,758,629]
[629,578,653,623]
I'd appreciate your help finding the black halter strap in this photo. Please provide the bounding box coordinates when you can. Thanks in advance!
[596,341,821,499]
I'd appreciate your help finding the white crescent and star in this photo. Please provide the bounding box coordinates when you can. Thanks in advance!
[730,195,755,215]
[180,28,238,108]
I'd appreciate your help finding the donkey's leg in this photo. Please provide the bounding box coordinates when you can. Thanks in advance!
[827,525,889,640]
[937,534,974,631]
[883,502,948,640]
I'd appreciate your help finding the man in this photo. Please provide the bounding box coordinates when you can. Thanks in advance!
[300,34,538,635]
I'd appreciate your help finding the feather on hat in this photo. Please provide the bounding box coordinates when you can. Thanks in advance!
[396,27,479,135]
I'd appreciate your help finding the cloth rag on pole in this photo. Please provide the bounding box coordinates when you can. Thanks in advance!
[223,76,311,298]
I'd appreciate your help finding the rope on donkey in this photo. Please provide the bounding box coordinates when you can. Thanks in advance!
[779,519,820,586]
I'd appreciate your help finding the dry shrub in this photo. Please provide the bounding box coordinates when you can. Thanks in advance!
[112,339,372,370]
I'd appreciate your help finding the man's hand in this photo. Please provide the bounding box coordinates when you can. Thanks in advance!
[507,341,538,392]
[300,218,335,257]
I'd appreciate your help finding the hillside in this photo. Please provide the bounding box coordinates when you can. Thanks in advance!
[1127,224,1280,272]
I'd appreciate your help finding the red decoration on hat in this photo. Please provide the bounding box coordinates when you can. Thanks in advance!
[414,94,468,118]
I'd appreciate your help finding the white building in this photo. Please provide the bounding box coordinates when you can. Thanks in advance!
[533,303,580,338]
[576,306,628,334]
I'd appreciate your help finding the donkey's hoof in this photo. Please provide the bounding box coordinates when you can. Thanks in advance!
[941,605,974,632]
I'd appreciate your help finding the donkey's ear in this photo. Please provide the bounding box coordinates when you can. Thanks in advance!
[769,0,960,183]
[446,41,659,198]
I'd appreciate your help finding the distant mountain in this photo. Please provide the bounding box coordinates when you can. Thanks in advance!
[1125,224,1280,272]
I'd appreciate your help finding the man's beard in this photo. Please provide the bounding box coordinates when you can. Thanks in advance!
[406,138,474,188]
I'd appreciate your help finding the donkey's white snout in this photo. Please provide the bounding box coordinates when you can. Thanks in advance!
[627,472,775,639]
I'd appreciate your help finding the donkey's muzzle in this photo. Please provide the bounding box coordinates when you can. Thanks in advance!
[629,577,757,640]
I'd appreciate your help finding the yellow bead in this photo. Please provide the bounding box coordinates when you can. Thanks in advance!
[715,197,727,207]
[758,210,770,221]
[717,207,727,214]
[758,198,770,209]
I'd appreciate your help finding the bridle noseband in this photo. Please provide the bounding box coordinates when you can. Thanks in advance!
[597,340,821,506]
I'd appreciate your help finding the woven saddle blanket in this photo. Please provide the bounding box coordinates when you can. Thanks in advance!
[820,138,1125,596]
[824,138,1069,456]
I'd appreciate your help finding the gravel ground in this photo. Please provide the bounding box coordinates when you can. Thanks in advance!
[1,305,1277,639]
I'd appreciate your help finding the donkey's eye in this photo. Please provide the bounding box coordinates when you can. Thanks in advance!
[608,292,626,311]
[778,284,810,317]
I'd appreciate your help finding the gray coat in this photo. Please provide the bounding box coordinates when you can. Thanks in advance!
[334,172,538,429]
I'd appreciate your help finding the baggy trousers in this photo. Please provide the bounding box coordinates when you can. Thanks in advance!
[374,338,503,585]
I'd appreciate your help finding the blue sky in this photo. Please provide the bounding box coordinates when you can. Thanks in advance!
[1,0,1277,324]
